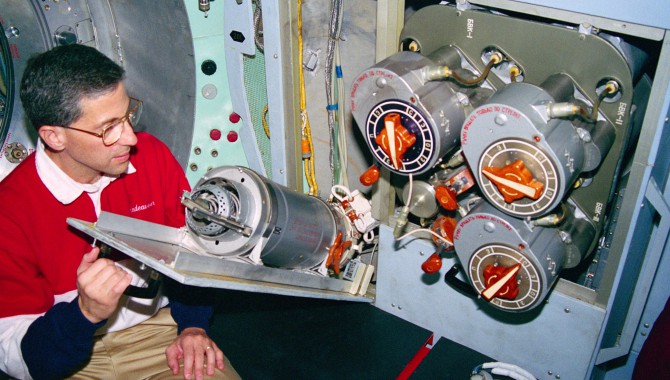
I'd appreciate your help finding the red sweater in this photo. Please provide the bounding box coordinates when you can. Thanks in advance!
[0,133,205,379]
[0,132,189,316]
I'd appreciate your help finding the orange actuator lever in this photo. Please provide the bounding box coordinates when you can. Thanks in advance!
[360,165,380,186]
[421,253,443,274]
[430,216,457,246]
[434,186,458,211]
[326,232,351,275]
[481,160,544,203]
[481,263,521,301]
[374,113,416,170]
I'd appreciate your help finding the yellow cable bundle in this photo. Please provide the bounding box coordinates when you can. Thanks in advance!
[262,104,270,138]
[297,0,318,195]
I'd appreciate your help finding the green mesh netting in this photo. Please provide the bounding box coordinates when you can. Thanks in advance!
[243,46,272,178]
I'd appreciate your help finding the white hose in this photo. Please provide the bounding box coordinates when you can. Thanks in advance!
[481,362,536,380]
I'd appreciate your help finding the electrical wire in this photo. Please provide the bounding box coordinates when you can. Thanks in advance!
[393,174,413,239]
[262,103,270,138]
[479,362,537,380]
[395,227,454,246]
[331,184,354,202]
[301,112,318,195]
[407,172,414,206]
[325,0,344,187]
[335,44,349,187]
[297,0,318,195]
[367,237,379,268]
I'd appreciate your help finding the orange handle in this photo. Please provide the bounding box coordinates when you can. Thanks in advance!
[360,165,381,186]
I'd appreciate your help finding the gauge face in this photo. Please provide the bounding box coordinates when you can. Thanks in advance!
[469,244,542,311]
[365,100,435,174]
[478,139,560,217]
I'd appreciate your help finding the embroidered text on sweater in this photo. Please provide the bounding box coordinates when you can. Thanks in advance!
[131,201,156,213]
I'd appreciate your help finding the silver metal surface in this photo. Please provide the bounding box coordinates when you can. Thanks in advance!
[350,51,467,175]
[183,188,252,237]
[363,4,667,375]
[222,0,267,178]
[0,0,196,176]
[471,0,669,34]
[595,37,670,365]
[260,0,299,186]
[393,2,646,310]
[0,0,52,179]
[452,201,596,311]
[400,5,638,229]
[3,2,670,378]
[376,225,605,380]
[186,166,344,270]
[67,213,373,302]
[461,82,587,218]
[401,180,438,219]
[187,166,273,257]
[104,0,195,168]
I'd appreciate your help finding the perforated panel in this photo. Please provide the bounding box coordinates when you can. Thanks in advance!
[244,48,272,178]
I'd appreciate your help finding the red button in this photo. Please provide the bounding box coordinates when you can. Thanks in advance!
[229,112,241,123]
[210,129,222,141]
[227,131,238,142]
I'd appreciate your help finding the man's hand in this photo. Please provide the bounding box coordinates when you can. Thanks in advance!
[166,327,225,380]
[76,247,132,323]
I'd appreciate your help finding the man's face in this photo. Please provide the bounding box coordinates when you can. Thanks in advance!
[57,83,138,183]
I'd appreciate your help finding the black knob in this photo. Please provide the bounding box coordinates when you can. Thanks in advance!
[201,60,217,76]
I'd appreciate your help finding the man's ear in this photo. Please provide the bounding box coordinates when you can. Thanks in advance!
[38,126,66,151]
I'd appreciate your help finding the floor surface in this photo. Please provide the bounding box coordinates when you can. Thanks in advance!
[208,289,492,380]
[0,289,493,380]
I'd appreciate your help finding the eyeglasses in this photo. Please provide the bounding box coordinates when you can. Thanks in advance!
[65,97,143,146]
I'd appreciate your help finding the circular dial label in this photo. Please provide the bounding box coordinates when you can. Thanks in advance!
[365,100,435,174]
[469,244,542,311]
[478,139,560,217]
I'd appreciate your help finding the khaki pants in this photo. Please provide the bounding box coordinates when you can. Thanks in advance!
[68,308,241,380]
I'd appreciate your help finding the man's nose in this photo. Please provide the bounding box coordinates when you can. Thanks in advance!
[119,119,138,146]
